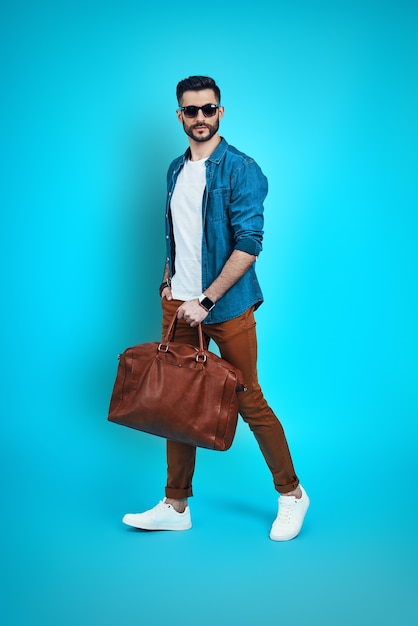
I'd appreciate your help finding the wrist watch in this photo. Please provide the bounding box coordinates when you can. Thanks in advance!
[198,293,215,312]
[159,278,171,297]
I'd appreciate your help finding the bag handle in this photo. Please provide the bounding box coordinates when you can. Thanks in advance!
[158,308,246,390]
[159,309,207,357]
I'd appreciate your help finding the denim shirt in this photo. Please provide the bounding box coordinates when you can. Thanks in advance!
[165,137,268,324]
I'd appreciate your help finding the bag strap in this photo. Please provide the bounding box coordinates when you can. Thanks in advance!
[160,309,246,388]
[162,308,206,352]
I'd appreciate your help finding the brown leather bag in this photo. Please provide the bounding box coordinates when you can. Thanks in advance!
[108,311,246,451]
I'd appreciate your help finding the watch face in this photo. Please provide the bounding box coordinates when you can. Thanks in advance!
[201,297,215,311]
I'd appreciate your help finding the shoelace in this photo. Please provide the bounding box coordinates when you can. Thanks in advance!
[275,497,297,525]
[156,500,170,510]
[149,500,171,516]
[150,500,186,517]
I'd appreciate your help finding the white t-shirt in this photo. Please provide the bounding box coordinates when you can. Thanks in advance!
[170,157,207,301]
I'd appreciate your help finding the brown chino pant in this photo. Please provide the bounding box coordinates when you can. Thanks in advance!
[162,297,299,499]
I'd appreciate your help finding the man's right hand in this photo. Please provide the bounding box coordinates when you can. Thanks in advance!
[161,286,173,301]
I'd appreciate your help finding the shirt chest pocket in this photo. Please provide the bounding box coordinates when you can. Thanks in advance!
[206,188,231,222]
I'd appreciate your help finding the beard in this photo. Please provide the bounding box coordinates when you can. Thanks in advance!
[183,118,220,143]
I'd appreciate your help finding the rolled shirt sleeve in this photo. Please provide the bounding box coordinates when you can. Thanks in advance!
[229,157,268,257]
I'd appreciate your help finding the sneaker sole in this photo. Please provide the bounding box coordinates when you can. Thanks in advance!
[122,515,192,531]
[269,528,303,541]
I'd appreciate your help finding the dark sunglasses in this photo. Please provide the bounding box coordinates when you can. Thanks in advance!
[180,104,221,118]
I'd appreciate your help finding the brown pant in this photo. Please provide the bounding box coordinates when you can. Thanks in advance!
[162,298,299,498]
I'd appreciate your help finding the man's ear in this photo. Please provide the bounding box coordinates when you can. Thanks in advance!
[176,109,183,123]
[218,106,225,121]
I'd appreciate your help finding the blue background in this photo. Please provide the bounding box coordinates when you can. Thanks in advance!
[1,1,417,624]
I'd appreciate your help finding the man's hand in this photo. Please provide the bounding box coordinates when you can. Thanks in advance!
[161,286,173,301]
[177,299,208,327]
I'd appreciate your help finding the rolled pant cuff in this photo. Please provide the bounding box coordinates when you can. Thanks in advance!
[276,479,300,495]
[165,487,193,499]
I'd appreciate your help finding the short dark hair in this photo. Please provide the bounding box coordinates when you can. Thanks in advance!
[176,76,221,105]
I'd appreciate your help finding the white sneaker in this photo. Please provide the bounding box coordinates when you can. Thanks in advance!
[122,498,192,531]
[269,485,310,541]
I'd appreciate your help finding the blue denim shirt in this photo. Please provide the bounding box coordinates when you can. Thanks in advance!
[165,137,268,324]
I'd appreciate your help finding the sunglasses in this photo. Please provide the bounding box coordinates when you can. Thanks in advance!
[180,104,221,118]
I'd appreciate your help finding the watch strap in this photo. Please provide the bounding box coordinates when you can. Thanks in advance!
[159,279,171,297]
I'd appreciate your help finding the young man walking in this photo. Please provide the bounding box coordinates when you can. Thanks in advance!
[123,76,309,541]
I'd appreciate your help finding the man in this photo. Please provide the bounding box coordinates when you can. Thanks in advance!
[123,76,309,541]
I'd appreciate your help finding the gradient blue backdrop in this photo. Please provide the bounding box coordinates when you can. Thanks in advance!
[1,1,417,625]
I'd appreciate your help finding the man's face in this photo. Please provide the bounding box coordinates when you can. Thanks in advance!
[177,89,224,143]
